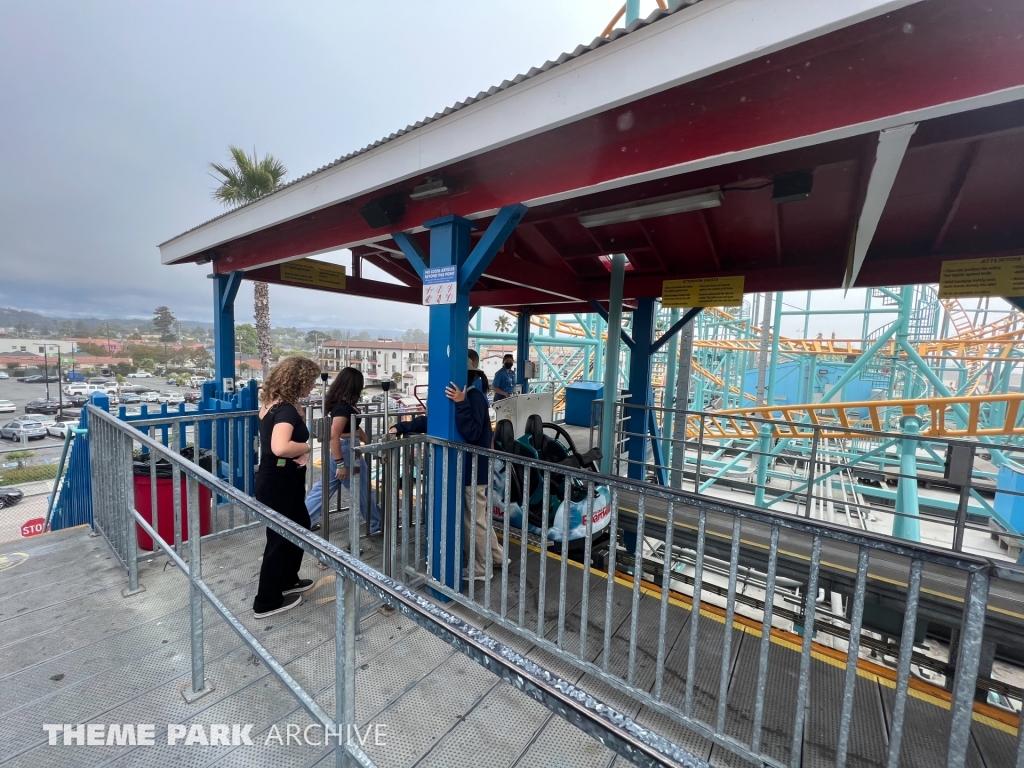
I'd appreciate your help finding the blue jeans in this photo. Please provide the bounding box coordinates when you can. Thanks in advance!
[305,439,382,533]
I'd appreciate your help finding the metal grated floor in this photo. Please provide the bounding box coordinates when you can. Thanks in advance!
[1,522,1017,768]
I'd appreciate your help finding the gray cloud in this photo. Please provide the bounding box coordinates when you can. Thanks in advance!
[0,0,614,328]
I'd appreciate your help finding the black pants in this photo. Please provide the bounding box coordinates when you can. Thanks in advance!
[253,466,310,612]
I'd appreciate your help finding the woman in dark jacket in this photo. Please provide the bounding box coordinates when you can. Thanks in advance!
[393,369,502,580]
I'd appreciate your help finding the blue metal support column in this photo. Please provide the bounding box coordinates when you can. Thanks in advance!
[212,271,243,393]
[624,300,657,470]
[599,255,626,475]
[395,205,525,595]
[516,312,531,394]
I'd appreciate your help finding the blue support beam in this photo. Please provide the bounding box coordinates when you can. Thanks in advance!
[516,311,531,394]
[211,271,243,391]
[460,204,527,287]
[650,307,702,354]
[392,231,428,276]
[396,205,523,596]
[589,300,635,351]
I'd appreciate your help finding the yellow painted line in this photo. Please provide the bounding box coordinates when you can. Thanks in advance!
[0,552,29,572]
[512,536,1019,734]
[619,503,1024,622]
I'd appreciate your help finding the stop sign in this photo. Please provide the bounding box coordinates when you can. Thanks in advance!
[20,518,45,537]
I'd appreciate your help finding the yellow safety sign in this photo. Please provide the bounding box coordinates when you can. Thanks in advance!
[662,276,744,308]
[280,259,347,291]
[938,256,1024,299]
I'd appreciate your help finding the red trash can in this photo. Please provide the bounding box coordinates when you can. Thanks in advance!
[134,473,212,551]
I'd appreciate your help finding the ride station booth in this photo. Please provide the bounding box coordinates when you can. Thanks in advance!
[158,1,1024,765]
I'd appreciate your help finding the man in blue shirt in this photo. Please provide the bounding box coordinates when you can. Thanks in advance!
[492,354,515,401]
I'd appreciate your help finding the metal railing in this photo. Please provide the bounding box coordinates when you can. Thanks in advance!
[367,430,1024,768]
[610,400,1024,561]
[86,404,695,768]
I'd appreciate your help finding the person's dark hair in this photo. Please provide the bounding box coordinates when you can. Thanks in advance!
[502,353,514,361]
[468,368,489,394]
[325,367,364,413]
[468,349,480,367]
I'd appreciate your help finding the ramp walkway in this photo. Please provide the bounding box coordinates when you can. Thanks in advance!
[0,525,619,768]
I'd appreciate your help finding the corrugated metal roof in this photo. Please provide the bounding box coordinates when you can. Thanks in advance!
[163,1,703,246]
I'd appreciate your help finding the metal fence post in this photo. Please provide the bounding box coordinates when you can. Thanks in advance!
[121,431,145,597]
[754,422,773,507]
[182,473,213,702]
[335,570,357,768]
[804,428,819,518]
[321,410,332,541]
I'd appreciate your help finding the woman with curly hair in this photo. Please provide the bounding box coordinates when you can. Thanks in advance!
[252,355,322,618]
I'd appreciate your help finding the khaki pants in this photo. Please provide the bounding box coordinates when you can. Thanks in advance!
[464,484,503,576]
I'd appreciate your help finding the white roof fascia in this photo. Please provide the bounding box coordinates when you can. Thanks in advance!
[159,0,921,265]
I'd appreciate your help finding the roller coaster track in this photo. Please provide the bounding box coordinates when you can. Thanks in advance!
[692,391,1024,439]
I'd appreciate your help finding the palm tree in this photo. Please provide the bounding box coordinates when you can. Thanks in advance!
[210,146,288,379]
[495,314,513,333]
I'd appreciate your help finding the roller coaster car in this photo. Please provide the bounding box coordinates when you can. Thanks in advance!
[491,416,612,545]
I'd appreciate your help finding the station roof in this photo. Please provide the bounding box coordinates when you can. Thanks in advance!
[159,0,1024,314]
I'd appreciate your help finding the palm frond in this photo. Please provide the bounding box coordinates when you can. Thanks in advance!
[209,144,288,208]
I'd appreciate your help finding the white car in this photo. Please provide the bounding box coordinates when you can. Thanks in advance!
[140,391,160,403]
[128,371,153,378]
[0,372,9,379]
[159,391,185,405]
[47,420,79,438]
[0,400,15,414]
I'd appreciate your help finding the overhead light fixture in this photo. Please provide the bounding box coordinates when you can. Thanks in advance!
[578,187,722,228]
[410,177,450,201]
[772,170,813,204]
[195,255,212,265]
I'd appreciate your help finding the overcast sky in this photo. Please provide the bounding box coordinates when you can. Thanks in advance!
[0,2,1011,340]
[0,0,640,330]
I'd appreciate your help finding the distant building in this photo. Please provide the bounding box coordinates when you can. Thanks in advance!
[1,338,76,355]
[319,340,428,389]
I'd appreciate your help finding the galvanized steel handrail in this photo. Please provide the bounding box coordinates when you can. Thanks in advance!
[86,405,700,768]
[367,431,1022,768]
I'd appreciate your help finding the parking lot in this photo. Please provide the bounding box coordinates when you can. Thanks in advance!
[0,379,79,447]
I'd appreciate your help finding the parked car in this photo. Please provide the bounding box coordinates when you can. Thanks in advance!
[0,372,8,379]
[0,420,47,440]
[128,371,153,378]
[65,394,90,407]
[17,374,45,383]
[0,400,15,414]
[87,377,110,385]
[159,391,185,406]
[120,393,142,404]
[140,391,160,403]
[47,420,79,437]
[25,399,62,415]
[0,487,24,509]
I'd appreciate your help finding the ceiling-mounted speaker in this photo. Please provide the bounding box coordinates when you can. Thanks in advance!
[359,192,405,229]
[772,170,814,204]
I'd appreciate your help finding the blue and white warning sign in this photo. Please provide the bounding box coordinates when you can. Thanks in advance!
[422,266,457,305]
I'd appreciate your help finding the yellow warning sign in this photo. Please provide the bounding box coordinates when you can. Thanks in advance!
[280,259,347,291]
[662,276,744,308]
[938,256,1024,299]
